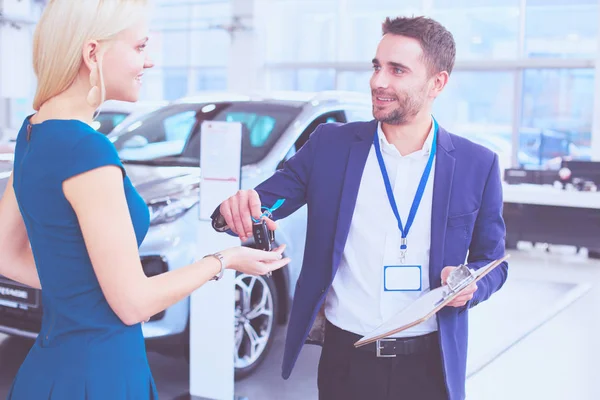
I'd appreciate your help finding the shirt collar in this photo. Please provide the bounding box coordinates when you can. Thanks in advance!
[377,116,436,157]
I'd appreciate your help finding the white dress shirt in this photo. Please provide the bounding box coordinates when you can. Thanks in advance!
[324,119,438,337]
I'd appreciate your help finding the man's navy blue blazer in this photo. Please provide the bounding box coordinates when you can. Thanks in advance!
[254,119,509,400]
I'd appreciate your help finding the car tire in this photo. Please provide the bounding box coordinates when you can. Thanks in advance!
[234,271,278,380]
[183,271,279,380]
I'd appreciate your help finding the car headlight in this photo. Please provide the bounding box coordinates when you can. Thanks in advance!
[148,193,198,226]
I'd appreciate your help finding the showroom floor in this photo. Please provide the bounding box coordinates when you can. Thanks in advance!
[1,246,599,400]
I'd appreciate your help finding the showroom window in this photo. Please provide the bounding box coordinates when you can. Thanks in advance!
[263,0,600,169]
[338,0,422,62]
[520,68,594,168]
[140,0,231,101]
[525,0,598,58]
[265,0,337,63]
[162,68,189,101]
[268,69,336,91]
[433,71,516,172]
[431,0,521,60]
[195,68,228,92]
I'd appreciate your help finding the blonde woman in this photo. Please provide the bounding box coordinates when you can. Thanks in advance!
[0,1,289,398]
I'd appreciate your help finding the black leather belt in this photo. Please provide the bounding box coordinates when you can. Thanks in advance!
[326,320,438,357]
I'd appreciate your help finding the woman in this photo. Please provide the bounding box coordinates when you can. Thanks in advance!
[0,1,289,398]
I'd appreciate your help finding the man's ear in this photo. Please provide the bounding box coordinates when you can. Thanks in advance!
[430,71,449,98]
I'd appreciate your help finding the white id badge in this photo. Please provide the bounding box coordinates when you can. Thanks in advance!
[384,265,422,291]
[382,233,422,292]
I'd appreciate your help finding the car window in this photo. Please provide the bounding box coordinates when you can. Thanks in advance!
[164,111,197,142]
[93,112,129,135]
[114,102,301,166]
[225,112,277,147]
[294,111,346,152]
[113,106,200,161]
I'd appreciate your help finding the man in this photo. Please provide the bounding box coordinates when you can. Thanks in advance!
[218,16,508,400]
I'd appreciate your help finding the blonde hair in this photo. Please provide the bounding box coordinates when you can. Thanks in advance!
[32,0,148,111]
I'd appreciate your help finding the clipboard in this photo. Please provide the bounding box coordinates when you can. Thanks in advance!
[354,255,510,348]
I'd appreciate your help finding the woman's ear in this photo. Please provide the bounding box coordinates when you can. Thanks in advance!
[81,40,99,72]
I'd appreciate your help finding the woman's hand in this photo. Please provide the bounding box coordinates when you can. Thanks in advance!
[221,245,290,276]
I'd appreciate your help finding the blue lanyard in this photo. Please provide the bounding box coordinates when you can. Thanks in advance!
[252,198,286,223]
[373,120,438,258]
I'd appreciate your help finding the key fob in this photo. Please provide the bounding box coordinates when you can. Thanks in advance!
[210,208,230,232]
[253,220,273,251]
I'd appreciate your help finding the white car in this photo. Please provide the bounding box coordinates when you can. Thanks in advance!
[92,100,168,135]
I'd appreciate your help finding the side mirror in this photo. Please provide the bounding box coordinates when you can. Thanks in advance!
[123,135,149,149]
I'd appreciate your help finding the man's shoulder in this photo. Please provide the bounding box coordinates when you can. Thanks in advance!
[445,130,497,162]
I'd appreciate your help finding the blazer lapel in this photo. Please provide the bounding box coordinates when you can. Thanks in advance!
[429,127,456,289]
[331,122,376,279]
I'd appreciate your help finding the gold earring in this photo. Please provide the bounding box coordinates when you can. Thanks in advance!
[86,65,101,108]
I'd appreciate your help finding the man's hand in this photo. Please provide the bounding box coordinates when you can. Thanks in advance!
[440,266,478,308]
[219,190,278,242]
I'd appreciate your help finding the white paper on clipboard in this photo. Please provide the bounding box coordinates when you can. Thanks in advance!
[355,255,510,347]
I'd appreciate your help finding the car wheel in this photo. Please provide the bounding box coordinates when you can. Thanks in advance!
[234,271,278,379]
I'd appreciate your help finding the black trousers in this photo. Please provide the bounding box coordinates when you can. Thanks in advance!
[318,321,448,400]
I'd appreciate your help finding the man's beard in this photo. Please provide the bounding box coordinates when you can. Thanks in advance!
[372,90,425,125]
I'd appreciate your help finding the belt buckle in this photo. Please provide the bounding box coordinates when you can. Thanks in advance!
[376,338,396,358]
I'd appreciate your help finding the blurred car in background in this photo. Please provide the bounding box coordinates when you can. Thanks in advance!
[0,100,167,155]
[0,91,372,379]
[92,100,168,135]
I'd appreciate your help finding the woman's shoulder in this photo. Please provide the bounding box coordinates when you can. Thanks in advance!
[34,119,124,181]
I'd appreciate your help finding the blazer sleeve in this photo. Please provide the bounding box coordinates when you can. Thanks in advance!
[253,123,326,220]
[465,152,509,308]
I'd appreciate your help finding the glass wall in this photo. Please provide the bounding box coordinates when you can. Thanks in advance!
[431,0,521,60]
[264,0,599,170]
[520,68,594,167]
[140,0,231,102]
[433,71,516,171]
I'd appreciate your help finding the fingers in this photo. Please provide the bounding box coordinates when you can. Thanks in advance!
[245,246,285,261]
[447,296,472,307]
[223,190,264,242]
[267,257,291,272]
[262,250,284,261]
[248,190,263,220]
[255,257,291,275]
[227,194,245,239]
[462,282,478,295]
[237,191,254,239]
[263,216,278,231]
[271,244,286,256]
[219,202,236,234]
[440,266,455,285]
[449,293,473,305]
[446,283,478,307]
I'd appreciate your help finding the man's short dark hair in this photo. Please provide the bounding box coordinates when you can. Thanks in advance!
[382,16,456,77]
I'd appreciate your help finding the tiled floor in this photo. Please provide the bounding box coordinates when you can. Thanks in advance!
[1,246,598,400]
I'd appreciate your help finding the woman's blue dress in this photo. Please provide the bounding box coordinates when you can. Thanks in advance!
[8,117,158,399]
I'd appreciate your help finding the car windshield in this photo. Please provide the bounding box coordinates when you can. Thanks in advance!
[112,102,300,166]
[94,112,129,135]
